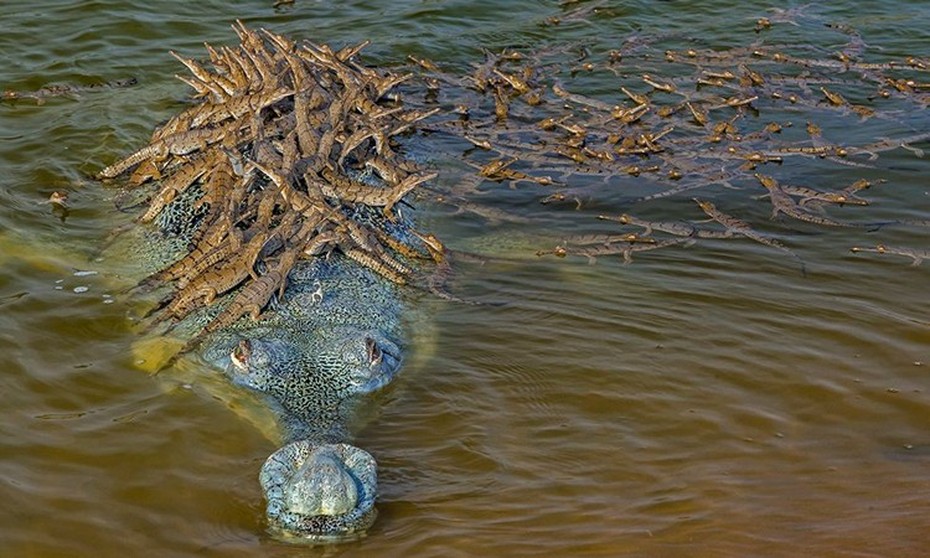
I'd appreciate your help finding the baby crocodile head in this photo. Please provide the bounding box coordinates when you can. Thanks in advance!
[260,441,378,541]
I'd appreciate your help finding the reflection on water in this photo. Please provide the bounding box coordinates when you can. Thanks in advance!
[1,1,928,556]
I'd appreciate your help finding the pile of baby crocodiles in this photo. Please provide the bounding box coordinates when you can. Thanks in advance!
[98,22,443,337]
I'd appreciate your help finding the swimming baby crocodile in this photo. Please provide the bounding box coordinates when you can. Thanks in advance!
[101,23,443,542]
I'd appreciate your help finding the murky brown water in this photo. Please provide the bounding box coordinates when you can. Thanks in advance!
[2,1,929,556]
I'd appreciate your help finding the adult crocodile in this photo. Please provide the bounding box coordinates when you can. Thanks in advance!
[192,208,418,541]
[122,204,420,541]
[101,23,443,542]
[194,218,414,541]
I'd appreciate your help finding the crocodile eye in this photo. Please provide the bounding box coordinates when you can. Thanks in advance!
[231,339,252,368]
[365,337,382,367]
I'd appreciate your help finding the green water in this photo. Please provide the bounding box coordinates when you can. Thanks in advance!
[1,1,929,556]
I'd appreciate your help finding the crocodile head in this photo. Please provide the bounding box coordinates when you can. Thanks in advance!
[194,252,408,541]
[202,324,395,541]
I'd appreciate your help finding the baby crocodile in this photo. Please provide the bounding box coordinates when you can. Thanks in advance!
[851,244,928,266]
[2,77,137,102]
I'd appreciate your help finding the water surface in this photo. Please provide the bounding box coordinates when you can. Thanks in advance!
[1,1,928,556]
